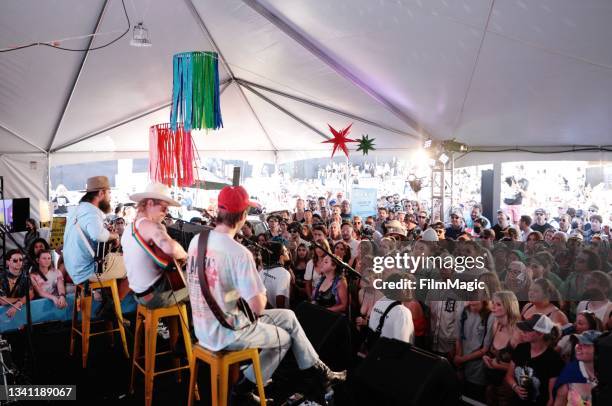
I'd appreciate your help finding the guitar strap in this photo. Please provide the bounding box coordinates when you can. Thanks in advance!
[197,229,239,330]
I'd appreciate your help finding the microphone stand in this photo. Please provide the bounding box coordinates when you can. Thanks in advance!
[238,234,273,254]
[0,223,36,378]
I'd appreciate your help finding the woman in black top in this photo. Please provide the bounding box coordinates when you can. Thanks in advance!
[290,243,310,307]
[506,314,563,406]
[311,255,347,314]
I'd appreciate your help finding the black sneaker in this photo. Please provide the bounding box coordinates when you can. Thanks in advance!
[306,360,347,388]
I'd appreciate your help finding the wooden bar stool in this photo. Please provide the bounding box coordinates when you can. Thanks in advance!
[187,344,266,406]
[130,303,195,406]
[69,279,129,367]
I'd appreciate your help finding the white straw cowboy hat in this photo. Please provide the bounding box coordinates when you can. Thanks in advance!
[129,183,181,207]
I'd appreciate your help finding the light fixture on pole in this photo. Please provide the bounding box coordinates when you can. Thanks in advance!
[130,22,152,47]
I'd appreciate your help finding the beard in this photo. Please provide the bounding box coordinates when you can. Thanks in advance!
[98,198,112,214]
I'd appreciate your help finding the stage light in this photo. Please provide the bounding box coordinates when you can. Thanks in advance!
[442,139,468,153]
[438,153,449,165]
[130,22,152,47]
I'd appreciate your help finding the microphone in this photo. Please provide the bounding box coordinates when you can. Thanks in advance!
[239,233,273,254]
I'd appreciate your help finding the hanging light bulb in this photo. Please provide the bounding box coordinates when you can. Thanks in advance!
[130,22,152,47]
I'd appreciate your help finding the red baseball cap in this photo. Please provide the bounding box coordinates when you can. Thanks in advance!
[218,186,258,213]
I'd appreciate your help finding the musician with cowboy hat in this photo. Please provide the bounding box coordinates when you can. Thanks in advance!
[121,182,188,309]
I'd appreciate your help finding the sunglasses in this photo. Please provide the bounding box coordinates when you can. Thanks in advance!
[418,216,427,219]
[535,212,544,216]
[450,216,460,219]
[11,258,23,263]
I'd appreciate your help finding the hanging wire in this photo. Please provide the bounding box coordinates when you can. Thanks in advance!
[0,0,131,53]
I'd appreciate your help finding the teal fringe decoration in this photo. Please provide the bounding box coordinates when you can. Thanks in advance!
[170,51,223,132]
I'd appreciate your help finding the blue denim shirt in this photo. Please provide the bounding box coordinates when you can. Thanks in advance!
[63,202,110,284]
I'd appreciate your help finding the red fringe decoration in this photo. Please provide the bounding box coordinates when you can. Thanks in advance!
[149,124,196,187]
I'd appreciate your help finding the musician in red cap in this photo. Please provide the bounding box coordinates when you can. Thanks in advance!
[186,185,346,405]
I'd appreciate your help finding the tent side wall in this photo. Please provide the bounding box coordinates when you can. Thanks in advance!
[0,152,50,227]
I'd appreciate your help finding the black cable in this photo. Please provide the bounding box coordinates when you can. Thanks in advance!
[0,0,131,53]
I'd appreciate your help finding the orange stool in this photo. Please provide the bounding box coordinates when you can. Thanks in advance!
[69,279,129,367]
[130,303,196,406]
[187,345,266,406]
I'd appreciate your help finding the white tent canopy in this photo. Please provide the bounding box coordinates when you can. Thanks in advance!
[1,0,612,214]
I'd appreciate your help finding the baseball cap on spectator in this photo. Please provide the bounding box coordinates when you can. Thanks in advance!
[385,220,407,237]
[450,210,463,218]
[534,208,545,215]
[421,228,439,242]
[573,330,602,345]
[517,314,554,334]
[218,186,257,213]
[432,221,445,230]
[566,207,576,217]
[328,199,337,207]
[588,204,599,212]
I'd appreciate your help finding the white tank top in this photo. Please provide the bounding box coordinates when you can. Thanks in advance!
[121,218,164,293]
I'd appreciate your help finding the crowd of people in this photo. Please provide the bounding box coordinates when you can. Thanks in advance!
[2,174,611,405]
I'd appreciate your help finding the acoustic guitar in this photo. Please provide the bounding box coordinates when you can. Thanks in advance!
[131,222,186,292]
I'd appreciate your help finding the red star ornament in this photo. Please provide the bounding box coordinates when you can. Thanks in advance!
[322,123,356,158]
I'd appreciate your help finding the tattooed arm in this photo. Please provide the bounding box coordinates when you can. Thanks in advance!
[141,220,187,260]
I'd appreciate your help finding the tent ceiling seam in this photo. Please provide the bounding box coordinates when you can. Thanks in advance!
[0,122,47,153]
[242,0,428,140]
[451,0,495,139]
[240,82,331,141]
[185,0,279,151]
[50,78,233,153]
[234,82,279,151]
[235,78,420,140]
[46,0,110,152]
[184,0,235,80]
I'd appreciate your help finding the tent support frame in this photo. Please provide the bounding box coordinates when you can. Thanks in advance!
[240,82,330,141]
[242,0,427,139]
[235,79,419,140]
[46,0,110,152]
[184,0,279,151]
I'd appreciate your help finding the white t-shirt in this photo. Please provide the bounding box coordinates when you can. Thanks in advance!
[260,266,291,308]
[187,231,266,351]
[368,298,414,344]
[346,238,360,259]
[304,259,322,288]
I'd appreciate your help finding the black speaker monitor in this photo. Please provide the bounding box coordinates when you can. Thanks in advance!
[352,337,460,406]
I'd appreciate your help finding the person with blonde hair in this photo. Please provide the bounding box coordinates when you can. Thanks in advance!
[484,290,521,405]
